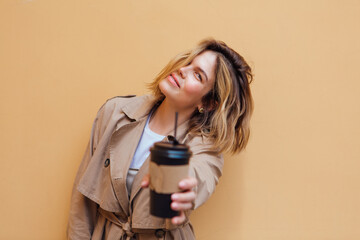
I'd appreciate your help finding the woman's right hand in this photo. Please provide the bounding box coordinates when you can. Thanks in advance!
[141,174,197,225]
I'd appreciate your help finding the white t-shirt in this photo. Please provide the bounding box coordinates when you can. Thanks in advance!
[126,114,165,197]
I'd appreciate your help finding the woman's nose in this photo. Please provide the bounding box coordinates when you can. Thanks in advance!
[178,67,186,79]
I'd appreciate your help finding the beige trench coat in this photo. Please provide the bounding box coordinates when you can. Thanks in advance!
[67,95,224,240]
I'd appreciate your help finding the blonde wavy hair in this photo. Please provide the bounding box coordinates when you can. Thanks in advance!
[149,38,254,154]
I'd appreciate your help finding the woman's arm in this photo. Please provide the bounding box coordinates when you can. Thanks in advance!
[187,145,224,209]
[67,104,105,239]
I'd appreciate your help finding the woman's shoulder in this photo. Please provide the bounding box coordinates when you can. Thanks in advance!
[100,94,153,112]
[186,134,221,156]
[102,94,137,108]
[94,94,156,125]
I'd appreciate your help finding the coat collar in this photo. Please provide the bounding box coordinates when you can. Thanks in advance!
[121,95,158,121]
[119,94,190,142]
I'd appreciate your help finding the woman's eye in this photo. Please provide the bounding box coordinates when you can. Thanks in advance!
[195,72,202,81]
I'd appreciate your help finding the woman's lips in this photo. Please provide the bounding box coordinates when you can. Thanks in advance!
[167,74,180,88]
[171,73,180,87]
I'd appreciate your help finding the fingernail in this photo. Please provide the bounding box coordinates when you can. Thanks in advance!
[171,194,178,200]
[179,181,186,187]
[171,202,178,210]
[173,217,180,224]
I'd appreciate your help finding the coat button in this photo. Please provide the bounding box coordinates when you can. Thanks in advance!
[155,229,165,238]
[104,158,110,167]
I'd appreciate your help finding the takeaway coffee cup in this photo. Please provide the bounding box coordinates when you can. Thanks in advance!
[149,141,192,218]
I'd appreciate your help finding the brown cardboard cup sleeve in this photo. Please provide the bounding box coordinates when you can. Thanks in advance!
[149,161,189,194]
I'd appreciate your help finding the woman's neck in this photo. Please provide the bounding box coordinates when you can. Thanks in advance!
[148,98,194,136]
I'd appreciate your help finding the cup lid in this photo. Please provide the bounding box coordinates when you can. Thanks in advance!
[153,141,189,151]
[150,141,192,165]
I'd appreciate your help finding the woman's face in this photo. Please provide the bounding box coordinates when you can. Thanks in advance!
[159,50,217,111]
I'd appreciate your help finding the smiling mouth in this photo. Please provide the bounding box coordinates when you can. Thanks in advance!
[167,74,180,88]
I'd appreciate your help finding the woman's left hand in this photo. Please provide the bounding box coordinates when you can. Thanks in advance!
[141,175,198,225]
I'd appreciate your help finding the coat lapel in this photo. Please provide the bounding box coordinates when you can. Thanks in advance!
[110,119,147,216]
[109,95,158,215]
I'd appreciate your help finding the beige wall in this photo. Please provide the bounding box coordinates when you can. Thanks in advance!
[1,0,359,239]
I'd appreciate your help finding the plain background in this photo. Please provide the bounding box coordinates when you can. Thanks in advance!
[1,0,359,239]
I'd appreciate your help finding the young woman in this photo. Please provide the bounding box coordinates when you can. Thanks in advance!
[67,38,253,240]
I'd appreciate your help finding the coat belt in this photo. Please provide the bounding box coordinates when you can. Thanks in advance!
[97,208,172,240]
[98,208,134,240]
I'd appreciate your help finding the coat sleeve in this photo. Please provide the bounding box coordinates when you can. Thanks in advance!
[67,104,105,240]
[188,138,224,209]
[164,138,224,230]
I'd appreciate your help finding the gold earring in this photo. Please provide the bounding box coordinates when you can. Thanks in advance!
[199,107,204,113]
